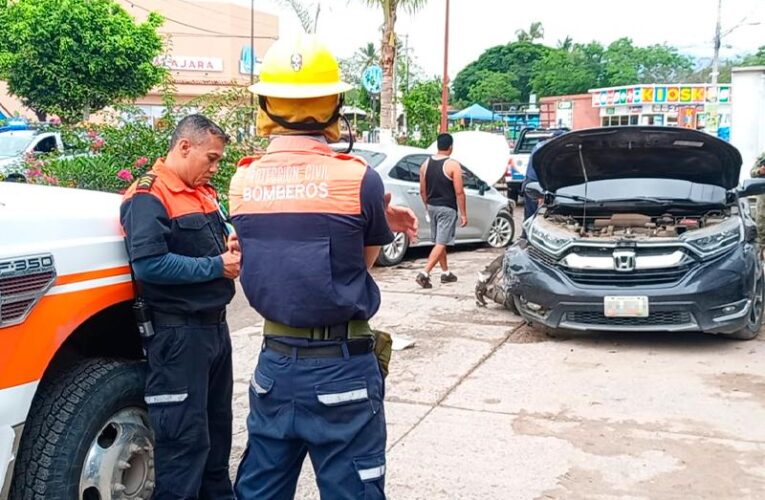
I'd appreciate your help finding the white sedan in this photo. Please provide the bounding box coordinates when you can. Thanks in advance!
[339,143,515,266]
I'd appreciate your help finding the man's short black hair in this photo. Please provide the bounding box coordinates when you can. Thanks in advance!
[437,133,453,151]
[170,114,230,150]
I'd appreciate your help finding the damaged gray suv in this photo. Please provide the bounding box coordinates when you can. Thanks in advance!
[505,126,765,340]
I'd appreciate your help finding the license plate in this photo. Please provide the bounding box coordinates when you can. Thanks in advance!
[604,296,649,317]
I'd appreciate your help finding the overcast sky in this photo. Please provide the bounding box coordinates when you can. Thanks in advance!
[223,0,764,78]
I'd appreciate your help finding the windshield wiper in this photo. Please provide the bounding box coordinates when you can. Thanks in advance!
[552,193,598,203]
[598,197,671,204]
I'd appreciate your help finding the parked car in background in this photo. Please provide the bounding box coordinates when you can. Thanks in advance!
[506,127,569,202]
[0,125,65,176]
[506,126,765,340]
[336,143,515,266]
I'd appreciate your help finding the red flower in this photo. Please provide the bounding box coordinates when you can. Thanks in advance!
[134,156,149,168]
[91,137,105,151]
[116,169,134,182]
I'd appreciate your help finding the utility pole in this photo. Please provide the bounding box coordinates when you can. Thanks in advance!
[250,0,255,130]
[708,0,722,136]
[439,0,450,133]
[403,34,409,135]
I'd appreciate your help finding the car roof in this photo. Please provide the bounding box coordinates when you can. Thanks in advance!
[335,142,429,157]
[0,129,37,138]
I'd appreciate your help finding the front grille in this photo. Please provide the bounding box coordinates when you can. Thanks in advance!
[527,245,559,267]
[562,264,693,286]
[0,255,56,328]
[564,311,693,327]
[0,270,56,295]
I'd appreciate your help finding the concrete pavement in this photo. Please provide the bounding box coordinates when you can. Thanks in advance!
[226,244,765,499]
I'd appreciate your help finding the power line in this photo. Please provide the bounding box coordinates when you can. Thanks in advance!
[127,1,255,37]
[167,31,278,40]
[170,0,276,32]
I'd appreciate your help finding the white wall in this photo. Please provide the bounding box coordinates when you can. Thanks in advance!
[731,67,765,181]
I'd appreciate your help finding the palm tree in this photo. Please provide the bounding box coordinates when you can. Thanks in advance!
[275,0,321,33]
[557,36,574,51]
[355,42,380,70]
[360,0,427,139]
[515,21,544,43]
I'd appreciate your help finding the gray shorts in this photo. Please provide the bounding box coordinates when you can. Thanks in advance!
[428,205,458,246]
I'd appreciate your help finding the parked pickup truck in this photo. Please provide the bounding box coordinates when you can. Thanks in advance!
[505,128,568,202]
[0,127,66,177]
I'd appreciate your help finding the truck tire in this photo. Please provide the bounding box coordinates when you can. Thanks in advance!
[10,359,154,500]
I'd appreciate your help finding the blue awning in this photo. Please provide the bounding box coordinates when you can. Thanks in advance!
[449,103,500,121]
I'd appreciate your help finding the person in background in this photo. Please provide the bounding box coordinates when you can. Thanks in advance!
[416,133,468,288]
[750,152,765,254]
[521,129,567,230]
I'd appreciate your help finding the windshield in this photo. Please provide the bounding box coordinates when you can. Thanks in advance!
[350,149,387,168]
[555,178,727,205]
[515,135,550,154]
[0,132,34,158]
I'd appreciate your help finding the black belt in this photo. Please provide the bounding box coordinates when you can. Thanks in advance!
[152,310,226,326]
[263,337,374,359]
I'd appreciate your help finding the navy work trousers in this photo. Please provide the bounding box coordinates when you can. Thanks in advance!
[235,343,387,499]
[143,316,234,500]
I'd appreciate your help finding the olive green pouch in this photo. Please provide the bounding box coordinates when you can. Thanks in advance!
[373,329,392,378]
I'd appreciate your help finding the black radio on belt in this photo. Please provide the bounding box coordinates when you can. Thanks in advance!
[132,297,155,339]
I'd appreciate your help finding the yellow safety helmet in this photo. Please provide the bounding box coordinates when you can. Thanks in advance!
[249,35,352,99]
[250,35,353,142]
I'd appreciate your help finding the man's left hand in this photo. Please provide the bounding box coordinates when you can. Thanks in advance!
[384,193,418,242]
[227,233,241,254]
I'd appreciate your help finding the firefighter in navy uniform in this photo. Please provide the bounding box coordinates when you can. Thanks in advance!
[230,36,416,499]
[120,115,241,500]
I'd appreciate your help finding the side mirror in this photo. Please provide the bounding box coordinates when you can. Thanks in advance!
[478,182,488,196]
[737,179,765,198]
[524,181,544,200]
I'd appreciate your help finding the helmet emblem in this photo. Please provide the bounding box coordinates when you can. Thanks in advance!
[290,53,303,72]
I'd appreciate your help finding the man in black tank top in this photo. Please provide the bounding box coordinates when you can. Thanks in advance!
[416,133,468,288]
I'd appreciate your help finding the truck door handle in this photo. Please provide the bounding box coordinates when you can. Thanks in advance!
[406,189,419,194]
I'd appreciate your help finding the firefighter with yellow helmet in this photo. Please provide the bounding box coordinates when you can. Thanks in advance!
[230,35,416,499]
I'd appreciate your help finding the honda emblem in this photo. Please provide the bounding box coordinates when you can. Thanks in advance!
[613,250,636,272]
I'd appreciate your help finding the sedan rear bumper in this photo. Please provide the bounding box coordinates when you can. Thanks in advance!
[504,241,760,335]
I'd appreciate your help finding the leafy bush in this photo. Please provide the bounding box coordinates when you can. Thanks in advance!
[19,86,266,209]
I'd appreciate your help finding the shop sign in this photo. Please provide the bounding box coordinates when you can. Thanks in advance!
[557,100,572,109]
[594,84,731,107]
[154,55,224,72]
[629,106,642,114]
[606,107,615,115]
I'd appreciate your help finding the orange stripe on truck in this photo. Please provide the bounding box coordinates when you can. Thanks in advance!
[0,281,133,390]
[55,265,132,286]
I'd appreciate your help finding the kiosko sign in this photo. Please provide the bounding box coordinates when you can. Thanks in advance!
[591,84,731,107]
[154,55,224,72]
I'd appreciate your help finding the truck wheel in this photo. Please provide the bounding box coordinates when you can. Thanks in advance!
[10,359,154,500]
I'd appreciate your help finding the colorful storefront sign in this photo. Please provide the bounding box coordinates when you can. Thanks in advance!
[592,84,731,107]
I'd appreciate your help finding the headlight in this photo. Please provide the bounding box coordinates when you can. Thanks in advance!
[527,221,574,255]
[683,218,742,257]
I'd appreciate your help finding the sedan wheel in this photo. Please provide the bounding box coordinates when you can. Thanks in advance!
[487,212,515,248]
[377,232,409,267]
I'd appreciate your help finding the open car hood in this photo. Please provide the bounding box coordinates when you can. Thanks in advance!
[428,131,509,185]
[534,126,742,192]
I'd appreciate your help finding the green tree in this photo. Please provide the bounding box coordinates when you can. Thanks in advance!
[742,45,765,66]
[532,42,605,96]
[0,0,166,123]
[515,21,544,43]
[402,79,440,147]
[467,71,520,107]
[452,42,551,104]
[603,38,693,86]
[359,0,427,137]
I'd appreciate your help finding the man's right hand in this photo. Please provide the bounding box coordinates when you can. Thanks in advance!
[460,214,468,227]
[221,250,241,279]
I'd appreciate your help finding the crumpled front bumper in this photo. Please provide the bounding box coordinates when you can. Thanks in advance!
[504,240,760,335]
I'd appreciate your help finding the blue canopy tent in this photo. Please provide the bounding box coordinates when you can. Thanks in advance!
[449,103,500,122]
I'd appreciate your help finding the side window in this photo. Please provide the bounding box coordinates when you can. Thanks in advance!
[461,165,481,190]
[33,136,57,154]
[390,155,428,183]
